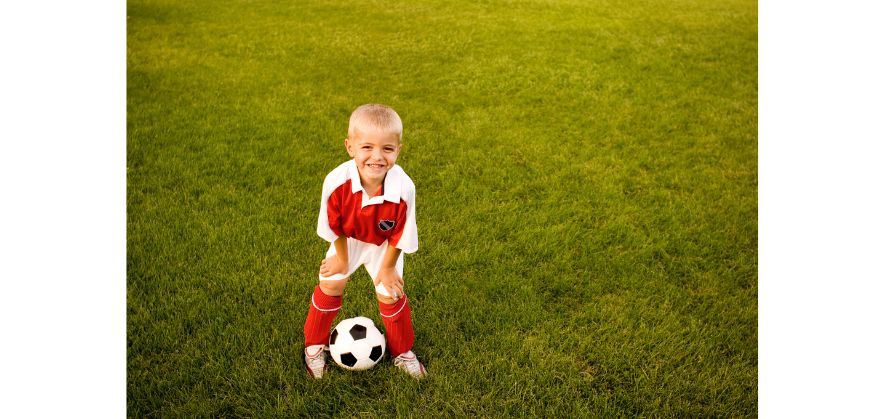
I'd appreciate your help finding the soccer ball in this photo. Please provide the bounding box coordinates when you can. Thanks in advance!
[329,316,386,370]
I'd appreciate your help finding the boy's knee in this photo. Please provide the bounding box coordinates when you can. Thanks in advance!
[319,279,348,296]
[375,293,398,305]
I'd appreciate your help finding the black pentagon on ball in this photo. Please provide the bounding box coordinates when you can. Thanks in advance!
[369,345,383,361]
[349,324,367,340]
[330,329,338,345]
[340,352,358,367]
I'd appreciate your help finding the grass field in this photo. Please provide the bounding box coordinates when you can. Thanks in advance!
[127,0,757,416]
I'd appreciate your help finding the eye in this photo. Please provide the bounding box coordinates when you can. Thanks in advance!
[362,145,371,149]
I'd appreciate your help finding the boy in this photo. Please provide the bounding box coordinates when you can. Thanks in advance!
[303,104,427,379]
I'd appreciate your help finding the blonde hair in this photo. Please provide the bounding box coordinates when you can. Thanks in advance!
[348,104,403,142]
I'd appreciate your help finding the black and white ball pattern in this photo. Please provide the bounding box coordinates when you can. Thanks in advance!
[329,316,386,370]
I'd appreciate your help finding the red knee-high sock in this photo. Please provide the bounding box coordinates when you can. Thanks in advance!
[379,296,415,358]
[304,285,342,347]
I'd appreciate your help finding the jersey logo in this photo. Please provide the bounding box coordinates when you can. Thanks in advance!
[378,219,396,231]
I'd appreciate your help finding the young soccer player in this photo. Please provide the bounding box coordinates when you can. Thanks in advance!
[303,104,427,379]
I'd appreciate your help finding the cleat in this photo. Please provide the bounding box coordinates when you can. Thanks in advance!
[393,351,427,379]
[304,345,328,379]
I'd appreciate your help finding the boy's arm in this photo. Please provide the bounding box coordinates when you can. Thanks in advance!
[320,236,349,277]
[373,244,404,299]
[318,164,351,277]
[381,243,401,270]
[333,235,349,266]
[317,164,348,243]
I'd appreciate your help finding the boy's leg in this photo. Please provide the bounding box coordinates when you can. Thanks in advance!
[303,280,346,347]
[366,244,426,378]
[377,293,415,358]
[303,280,345,379]
[366,246,415,357]
[304,240,365,378]
[378,292,426,378]
[305,239,362,347]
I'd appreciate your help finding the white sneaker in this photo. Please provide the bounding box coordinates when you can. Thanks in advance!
[304,345,328,379]
[393,351,427,379]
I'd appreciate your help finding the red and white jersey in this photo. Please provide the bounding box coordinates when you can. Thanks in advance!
[317,160,418,253]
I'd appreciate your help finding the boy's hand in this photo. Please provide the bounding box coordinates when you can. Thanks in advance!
[374,267,404,300]
[319,255,347,278]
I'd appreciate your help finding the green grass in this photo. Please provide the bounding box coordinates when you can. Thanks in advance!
[128,0,757,416]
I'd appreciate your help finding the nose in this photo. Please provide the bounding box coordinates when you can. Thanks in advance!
[371,147,383,160]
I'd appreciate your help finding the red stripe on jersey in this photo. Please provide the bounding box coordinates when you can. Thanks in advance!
[326,179,409,247]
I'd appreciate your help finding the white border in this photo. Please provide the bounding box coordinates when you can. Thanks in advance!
[0,1,126,417]
[760,1,885,417]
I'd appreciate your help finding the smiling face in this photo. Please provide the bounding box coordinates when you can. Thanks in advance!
[345,128,401,190]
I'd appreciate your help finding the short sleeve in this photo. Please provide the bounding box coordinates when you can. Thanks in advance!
[317,171,344,243]
[391,180,418,253]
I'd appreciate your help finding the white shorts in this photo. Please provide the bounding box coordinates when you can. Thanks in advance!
[318,238,404,298]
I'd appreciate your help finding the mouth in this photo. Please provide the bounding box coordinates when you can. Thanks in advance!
[366,163,386,170]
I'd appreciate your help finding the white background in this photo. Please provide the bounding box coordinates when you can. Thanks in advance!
[0,2,126,417]
[760,0,885,417]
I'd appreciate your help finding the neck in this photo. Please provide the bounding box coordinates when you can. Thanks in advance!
[361,177,383,198]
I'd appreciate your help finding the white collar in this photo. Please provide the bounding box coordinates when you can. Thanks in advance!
[347,160,402,206]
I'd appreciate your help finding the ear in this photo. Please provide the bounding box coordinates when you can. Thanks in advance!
[344,138,355,158]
